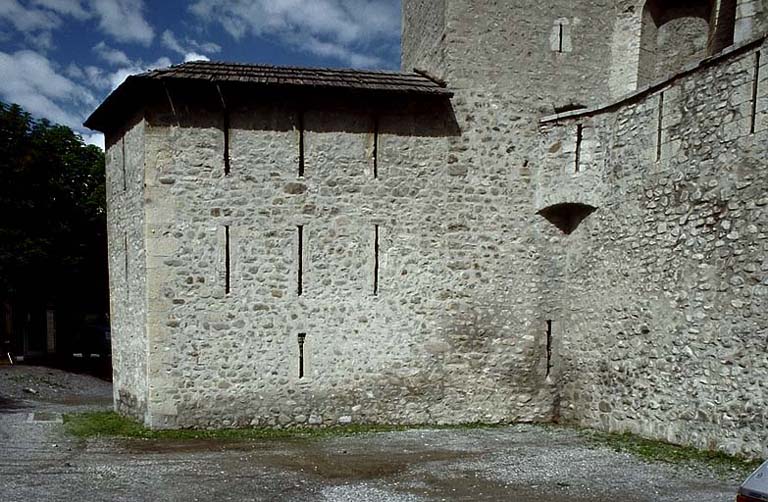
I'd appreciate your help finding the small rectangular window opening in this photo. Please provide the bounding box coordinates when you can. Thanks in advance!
[546,320,553,378]
[224,225,231,295]
[656,92,665,162]
[298,333,306,379]
[574,124,583,173]
[223,110,231,175]
[750,51,761,135]
[298,111,305,178]
[297,225,304,296]
[373,117,379,179]
[373,225,380,296]
[121,137,127,192]
[558,23,564,53]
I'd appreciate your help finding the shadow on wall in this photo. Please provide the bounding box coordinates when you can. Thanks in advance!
[136,80,461,141]
[638,0,737,87]
[537,203,598,235]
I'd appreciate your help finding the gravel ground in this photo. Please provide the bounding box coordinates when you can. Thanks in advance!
[0,365,745,502]
[0,364,112,409]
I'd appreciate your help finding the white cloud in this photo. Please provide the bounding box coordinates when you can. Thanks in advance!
[92,41,130,66]
[85,56,171,91]
[194,40,221,54]
[184,52,209,62]
[161,29,184,54]
[0,0,63,50]
[27,30,55,51]
[81,132,105,149]
[188,0,399,67]
[0,0,61,33]
[1,0,154,47]
[90,0,154,46]
[0,49,95,129]
[296,34,381,67]
[162,29,221,59]
[32,0,90,20]
[65,62,85,79]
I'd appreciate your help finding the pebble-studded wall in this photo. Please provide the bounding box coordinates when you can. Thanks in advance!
[100,0,767,458]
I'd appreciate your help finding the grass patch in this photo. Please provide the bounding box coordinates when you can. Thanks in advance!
[63,411,501,441]
[67,413,759,478]
[583,429,763,477]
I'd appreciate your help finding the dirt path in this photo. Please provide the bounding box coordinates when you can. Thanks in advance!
[0,366,744,502]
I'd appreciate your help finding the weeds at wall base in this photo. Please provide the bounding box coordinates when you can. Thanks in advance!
[579,428,763,478]
[63,411,501,441]
[64,411,764,478]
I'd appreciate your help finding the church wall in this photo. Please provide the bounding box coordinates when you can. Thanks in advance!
[443,0,618,110]
[610,0,765,99]
[98,0,768,451]
[401,0,446,78]
[539,39,768,458]
[737,0,768,43]
[105,116,149,422]
[136,95,556,429]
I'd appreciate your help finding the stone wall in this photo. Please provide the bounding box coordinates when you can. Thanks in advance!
[132,91,555,429]
[737,0,768,43]
[105,116,149,421]
[443,0,618,111]
[638,1,712,87]
[538,38,768,458]
[611,0,765,98]
[101,0,767,458]
[401,0,446,78]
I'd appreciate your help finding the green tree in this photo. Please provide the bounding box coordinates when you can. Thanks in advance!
[0,101,107,354]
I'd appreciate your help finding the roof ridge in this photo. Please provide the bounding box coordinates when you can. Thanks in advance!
[151,60,427,77]
[85,60,453,132]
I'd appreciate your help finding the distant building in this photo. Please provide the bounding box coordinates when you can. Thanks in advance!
[86,0,768,459]
[2,301,57,363]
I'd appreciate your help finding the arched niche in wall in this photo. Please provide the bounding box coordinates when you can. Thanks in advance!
[638,0,713,86]
[537,203,597,235]
[637,0,737,87]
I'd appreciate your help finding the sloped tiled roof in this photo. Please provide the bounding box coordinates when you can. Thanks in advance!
[139,61,451,95]
[84,61,451,132]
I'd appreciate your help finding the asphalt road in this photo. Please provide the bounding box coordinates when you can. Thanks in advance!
[0,366,744,501]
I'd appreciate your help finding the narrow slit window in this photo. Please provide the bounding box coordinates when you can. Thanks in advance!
[223,110,231,175]
[124,232,129,298]
[224,225,231,295]
[546,320,553,377]
[574,124,583,173]
[297,225,304,296]
[298,333,306,379]
[373,117,379,179]
[373,225,380,296]
[298,111,305,177]
[558,23,564,53]
[656,92,665,161]
[124,233,129,281]
[751,51,761,135]
[121,137,127,192]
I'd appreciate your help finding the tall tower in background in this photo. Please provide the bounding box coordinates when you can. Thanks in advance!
[402,0,619,112]
[402,0,765,110]
[400,0,768,459]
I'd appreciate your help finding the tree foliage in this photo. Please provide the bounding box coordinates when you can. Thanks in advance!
[0,101,107,311]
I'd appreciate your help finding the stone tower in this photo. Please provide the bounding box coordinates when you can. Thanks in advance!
[398,0,768,458]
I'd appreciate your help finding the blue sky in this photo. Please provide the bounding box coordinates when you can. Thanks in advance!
[0,0,401,148]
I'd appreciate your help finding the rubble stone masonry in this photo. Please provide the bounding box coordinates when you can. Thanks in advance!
[102,0,767,459]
